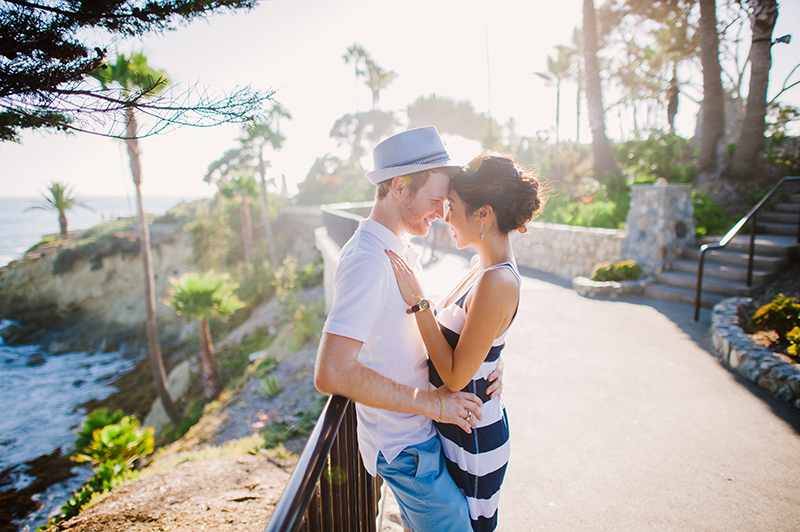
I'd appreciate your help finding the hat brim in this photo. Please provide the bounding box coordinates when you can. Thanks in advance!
[366,162,463,185]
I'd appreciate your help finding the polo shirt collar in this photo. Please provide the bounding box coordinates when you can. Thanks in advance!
[359,219,415,261]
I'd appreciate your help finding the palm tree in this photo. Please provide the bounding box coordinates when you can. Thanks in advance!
[90,51,181,426]
[343,44,369,110]
[217,174,259,263]
[27,181,93,240]
[582,0,620,183]
[698,0,726,181]
[535,45,575,143]
[166,272,245,400]
[241,102,292,268]
[364,59,398,110]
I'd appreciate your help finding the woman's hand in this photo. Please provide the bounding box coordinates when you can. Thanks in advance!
[485,356,504,399]
[385,249,425,307]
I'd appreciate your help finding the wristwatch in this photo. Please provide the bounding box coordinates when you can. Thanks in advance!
[407,298,431,314]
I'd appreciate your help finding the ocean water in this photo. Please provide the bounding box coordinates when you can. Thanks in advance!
[0,195,206,267]
[0,195,203,531]
[0,319,142,531]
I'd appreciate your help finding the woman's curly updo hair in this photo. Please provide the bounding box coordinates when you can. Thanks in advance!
[451,152,543,234]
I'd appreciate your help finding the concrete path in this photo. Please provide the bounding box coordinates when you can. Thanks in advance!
[419,251,800,532]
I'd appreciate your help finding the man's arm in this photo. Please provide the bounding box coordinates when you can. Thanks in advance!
[314,332,483,433]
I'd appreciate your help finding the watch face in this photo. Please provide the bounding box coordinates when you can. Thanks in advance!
[419,299,430,311]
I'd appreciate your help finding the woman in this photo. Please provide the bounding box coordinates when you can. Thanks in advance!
[386,152,543,532]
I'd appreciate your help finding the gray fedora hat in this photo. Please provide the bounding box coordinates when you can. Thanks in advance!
[366,126,462,185]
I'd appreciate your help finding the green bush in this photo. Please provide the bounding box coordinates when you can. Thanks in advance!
[750,295,800,338]
[43,414,153,529]
[616,130,697,184]
[70,409,124,457]
[590,260,643,282]
[692,190,737,238]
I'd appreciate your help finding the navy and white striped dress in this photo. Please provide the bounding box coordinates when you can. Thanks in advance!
[430,262,519,532]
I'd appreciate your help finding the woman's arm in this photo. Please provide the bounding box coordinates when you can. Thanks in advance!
[385,250,517,391]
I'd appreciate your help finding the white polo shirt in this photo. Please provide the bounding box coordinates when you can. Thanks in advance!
[322,219,435,476]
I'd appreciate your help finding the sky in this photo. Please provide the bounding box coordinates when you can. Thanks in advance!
[1,0,799,199]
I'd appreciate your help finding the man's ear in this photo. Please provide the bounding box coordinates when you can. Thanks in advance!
[390,175,406,200]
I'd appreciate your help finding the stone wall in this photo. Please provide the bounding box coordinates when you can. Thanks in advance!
[711,297,800,410]
[511,223,625,279]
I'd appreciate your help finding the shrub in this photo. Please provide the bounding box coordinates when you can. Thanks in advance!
[750,295,800,338]
[44,414,153,528]
[591,260,643,282]
[70,409,124,457]
[692,190,737,237]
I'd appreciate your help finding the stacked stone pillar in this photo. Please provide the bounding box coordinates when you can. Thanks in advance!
[622,180,695,275]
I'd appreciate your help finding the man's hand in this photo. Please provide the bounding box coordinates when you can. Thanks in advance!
[485,355,504,400]
[434,386,483,433]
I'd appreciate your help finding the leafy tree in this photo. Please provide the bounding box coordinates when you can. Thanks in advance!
[90,51,181,426]
[217,174,259,263]
[166,272,245,400]
[26,181,93,240]
[408,95,486,140]
[0,0,268,142]
[727,0,779,183]
[330,110,398,168]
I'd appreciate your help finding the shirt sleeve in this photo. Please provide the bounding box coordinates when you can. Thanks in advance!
[322,251,388,344]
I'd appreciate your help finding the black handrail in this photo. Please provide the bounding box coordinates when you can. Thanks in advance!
[694,175,800,321]
[263,395,378,532]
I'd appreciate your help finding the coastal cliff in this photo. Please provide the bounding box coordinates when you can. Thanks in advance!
[0,226,192,339]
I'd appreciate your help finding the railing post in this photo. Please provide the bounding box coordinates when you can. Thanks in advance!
[747,212,757,287]
[694,245,708,322]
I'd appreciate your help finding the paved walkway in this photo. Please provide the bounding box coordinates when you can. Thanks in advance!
[419,251,800,532]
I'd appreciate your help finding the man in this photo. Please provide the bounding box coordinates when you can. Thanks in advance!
[315,126,488,532]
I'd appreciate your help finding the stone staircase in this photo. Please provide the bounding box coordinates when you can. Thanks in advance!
[645,191,800,308]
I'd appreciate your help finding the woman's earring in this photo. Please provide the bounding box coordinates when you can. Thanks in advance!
[480,224,484,240]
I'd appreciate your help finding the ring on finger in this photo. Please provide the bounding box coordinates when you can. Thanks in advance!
[465,411,472,421]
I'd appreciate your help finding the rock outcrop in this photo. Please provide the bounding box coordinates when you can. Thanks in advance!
[0,227,193,338]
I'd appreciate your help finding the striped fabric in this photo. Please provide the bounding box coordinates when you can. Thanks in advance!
[430,262,520,532]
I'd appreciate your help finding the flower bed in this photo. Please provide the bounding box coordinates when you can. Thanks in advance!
[710,297,800,410]
[572,276,652,299]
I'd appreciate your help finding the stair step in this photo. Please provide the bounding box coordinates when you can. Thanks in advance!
[790,192,800,203]
[656,271,760,297]
[759,222,799,236]
[760,211,800,224]
[670,259,773,283]
[698,235,799,256]
[774,203,800,214]
[680,248,787,270]
[644,283,723,309]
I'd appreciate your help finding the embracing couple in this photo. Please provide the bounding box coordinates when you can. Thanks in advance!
[315,126,543,532]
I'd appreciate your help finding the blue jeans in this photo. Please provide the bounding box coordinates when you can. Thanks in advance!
[376,436,471,532]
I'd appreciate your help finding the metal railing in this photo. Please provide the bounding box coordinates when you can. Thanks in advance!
[264,395,379,532]
[694,176,800,321]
